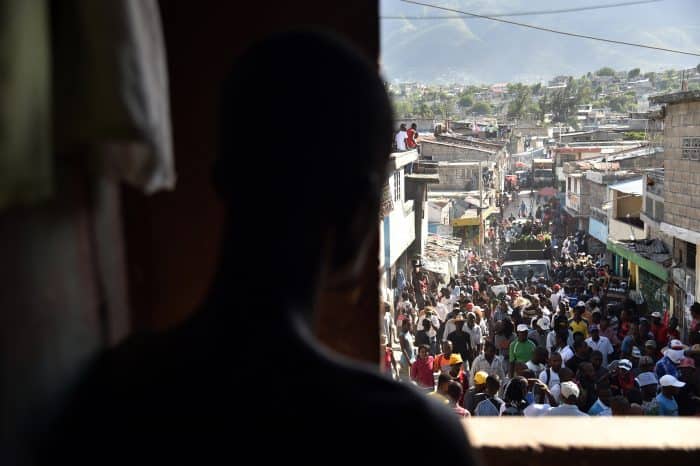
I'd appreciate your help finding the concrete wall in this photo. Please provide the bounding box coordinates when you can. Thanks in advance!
[609,217,646,241]
[394,118,440,133]
[428,202,449,223]
[421,140,493,162]
[662,100,700,233]
[436,164,480,191]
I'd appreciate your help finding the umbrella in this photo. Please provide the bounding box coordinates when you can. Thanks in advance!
[538,187,558,197]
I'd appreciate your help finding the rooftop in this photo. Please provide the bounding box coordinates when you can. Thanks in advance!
[610,238,672,267]
[421,139,496,155]
[609,177,643,195]
[649,90,700,105]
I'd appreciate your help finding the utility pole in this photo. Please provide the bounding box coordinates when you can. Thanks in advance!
[479,160,484,257]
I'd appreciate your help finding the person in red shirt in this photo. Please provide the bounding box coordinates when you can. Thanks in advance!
[667,316,681,341]
[406,122,418,149]
[650,311,669,348]
[381,334,397,379]
[411,345,436,391]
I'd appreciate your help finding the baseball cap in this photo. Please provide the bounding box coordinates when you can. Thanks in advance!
[449,353,464,366]
[636,372,658,387]
[618,359,633,371]
[537,316,551,330]
[516,324,529,332]
[651,311,661,319]
[679,357,696,369]
[560,381,580,399]
[663,347,686,364]
[553,284,561,291]
[669,339,688,350]
[659,374,686,388]
[474,371,489,385]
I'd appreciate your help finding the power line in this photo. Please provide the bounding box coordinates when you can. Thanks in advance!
[382,0,664,20]
[400,0,700,57]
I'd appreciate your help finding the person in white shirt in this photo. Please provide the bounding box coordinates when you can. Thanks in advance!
[526,346,548,374]
[585,325,614,367]
[464,312,483,360]
[553,332,574,363]
[544,381,589,416]
[538,352,563,403]
[394,124,408,151]
[524,379,559,417]
[469,341,506,388]
[550,284,563,311]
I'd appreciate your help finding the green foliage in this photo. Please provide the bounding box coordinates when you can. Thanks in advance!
[392,99,413,118]
[458,93,474,108]
[624,131,646,141]
[628,68,641,79]
[470,101,492,115]
[596,67,616,76]
[506,83,532,119]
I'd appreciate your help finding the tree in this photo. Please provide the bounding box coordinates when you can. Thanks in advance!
[628,68,641,80]
[458,93,473,109]
[507,83,532,119]
[596,67,616,77]
[470,101,492,115]
[416,102,433,118]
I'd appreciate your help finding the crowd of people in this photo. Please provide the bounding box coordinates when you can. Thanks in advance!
[382,245,700,418]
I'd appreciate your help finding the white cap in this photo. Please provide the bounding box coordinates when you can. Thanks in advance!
[517,324,529,332]
[537,316,551,330]
[664,348,686,364]
[651,311,661,319]
[669,339,688,350]
[618,359,633,371]
[659,374,686,388]
[636,372,658,387]
[560,381,580,399]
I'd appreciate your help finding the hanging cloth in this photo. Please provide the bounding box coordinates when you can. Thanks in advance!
[0,0,52,210]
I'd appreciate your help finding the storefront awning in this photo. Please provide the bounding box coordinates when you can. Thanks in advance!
[607,239,668,280]
[452,206,499,227]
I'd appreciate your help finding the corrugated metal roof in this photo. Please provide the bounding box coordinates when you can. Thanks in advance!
[609,178,643,195]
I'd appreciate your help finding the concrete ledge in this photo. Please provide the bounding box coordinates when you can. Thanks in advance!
[464,418,700,466]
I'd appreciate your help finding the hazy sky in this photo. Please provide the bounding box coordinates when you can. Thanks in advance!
[380,0,700,83]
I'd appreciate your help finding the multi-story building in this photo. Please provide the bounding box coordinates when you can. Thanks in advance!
[650,90,700,337]
[380,150,418,291]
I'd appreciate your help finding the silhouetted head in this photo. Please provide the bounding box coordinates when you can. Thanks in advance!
[215,30,392,314]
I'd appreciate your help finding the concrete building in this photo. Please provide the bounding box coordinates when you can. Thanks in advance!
[421,136,507,193]
[380,150,418,290]
[650,90,700,338]
[604,176,672,313]
[405,166,441,264]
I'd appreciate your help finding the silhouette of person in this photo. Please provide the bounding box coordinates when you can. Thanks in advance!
[37,30,476,465]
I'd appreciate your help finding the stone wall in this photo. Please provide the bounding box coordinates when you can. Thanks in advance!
[663,100,700,233]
